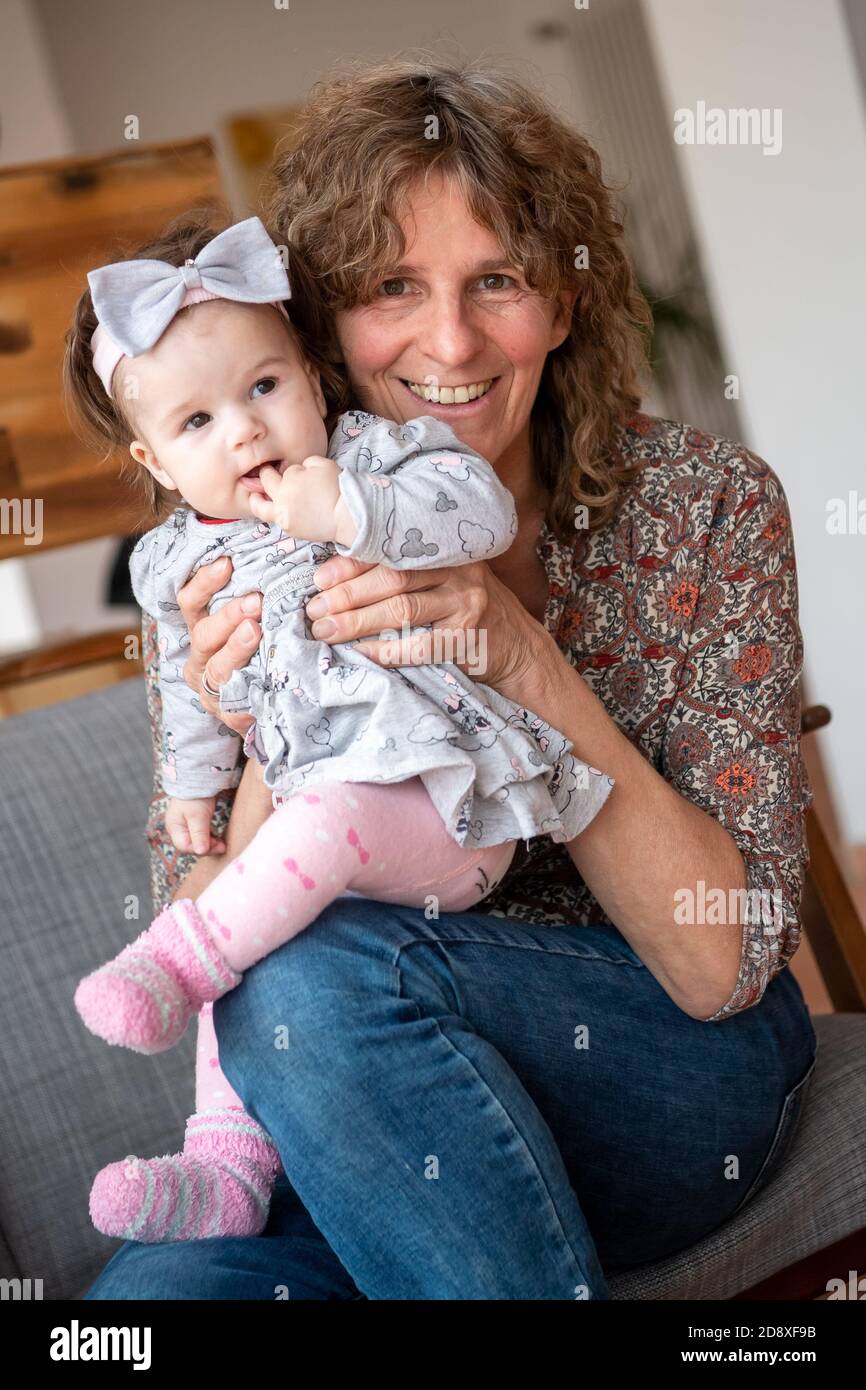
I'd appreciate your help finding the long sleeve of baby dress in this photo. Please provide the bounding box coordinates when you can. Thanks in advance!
[329,410,518,567]
[129,510,245,800]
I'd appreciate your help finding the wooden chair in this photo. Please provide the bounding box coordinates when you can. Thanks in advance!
[799,705,866,1012]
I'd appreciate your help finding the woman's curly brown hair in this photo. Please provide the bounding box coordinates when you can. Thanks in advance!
[263,53,654,540]
[62,203,340,529]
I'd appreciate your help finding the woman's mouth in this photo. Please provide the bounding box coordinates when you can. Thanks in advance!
[239,460,287,495]
[398,376,499,414]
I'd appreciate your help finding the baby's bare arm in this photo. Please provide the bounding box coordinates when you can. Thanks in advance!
[172,756,274,900]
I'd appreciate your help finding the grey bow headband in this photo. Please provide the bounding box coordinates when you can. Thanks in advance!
[87,217,291,395]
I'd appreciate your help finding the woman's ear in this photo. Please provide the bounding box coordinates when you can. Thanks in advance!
[548,288,578,352]
[130,440,176,490]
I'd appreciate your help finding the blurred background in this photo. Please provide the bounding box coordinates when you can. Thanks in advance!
[1,0,865,978]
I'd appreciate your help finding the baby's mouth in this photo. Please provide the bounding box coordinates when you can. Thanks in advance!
[247,458,288,475]
[239,459,287,494]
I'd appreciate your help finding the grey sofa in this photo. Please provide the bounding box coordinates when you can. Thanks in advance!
[1,678,864,1300]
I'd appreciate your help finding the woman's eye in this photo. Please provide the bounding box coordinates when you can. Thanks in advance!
[183,412,211,431]
[251,377,277,397]
[377,278,409,297]
[478,273,517,291]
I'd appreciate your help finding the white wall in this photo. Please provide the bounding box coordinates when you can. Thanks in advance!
[31,0,507,157]
[641,0,866,842]
[0,0,73,162]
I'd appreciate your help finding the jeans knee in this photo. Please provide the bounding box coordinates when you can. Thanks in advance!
[213,896,411,1069]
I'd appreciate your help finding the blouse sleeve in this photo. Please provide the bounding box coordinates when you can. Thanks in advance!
[659,452,814,1022]
[141,611,238,916]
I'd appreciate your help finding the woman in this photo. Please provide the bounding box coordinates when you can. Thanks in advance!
[85,56,817,1300]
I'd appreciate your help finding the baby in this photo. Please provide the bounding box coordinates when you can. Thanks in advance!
[65,215,615,1244]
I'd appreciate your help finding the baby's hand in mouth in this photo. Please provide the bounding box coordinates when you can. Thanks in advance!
[249,456,349,544]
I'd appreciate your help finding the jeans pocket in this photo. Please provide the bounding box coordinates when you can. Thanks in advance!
[733,1053,818,1216]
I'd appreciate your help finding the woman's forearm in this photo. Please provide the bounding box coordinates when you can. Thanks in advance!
[510,634,745,1021]
[174,853,225,900]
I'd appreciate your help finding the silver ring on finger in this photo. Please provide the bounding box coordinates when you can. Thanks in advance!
[200,668,221,700]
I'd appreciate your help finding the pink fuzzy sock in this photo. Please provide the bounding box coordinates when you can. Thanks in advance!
[75,898,242,1055]
[88,1007,285,1245]
[88,1105,282,1243]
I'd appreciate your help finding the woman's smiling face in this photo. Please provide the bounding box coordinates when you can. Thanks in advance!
[334,172,574,480]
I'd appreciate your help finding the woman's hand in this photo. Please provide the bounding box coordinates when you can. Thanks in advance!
[304,555,562,705]
[176,556,262,734]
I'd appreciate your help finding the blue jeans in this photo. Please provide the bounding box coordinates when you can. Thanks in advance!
[84,898,817,1300]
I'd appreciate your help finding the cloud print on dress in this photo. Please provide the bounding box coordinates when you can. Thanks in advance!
[458,519,496,558]
[407,712,454,744]
[327,665,368,697]
[431,455,471,482]
[407,710,504,751]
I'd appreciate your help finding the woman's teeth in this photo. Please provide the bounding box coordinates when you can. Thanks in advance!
[405,378,493,404]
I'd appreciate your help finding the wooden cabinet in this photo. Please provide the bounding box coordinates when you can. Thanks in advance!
[0,137,226,557]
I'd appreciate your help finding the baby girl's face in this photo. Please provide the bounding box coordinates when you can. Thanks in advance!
[127,300,328,519]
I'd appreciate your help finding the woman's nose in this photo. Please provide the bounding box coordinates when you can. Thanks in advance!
[415,294,487,370]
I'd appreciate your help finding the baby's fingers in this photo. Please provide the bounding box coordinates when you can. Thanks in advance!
[248,491,276,522]
[257,462,296,499]
[187,820,215,856]
[168,821,193,854]
[174,808,214,857]
[168,819,224,857]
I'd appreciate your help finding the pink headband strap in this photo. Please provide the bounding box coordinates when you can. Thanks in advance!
[86,217,293,401]
[91,288,290,399]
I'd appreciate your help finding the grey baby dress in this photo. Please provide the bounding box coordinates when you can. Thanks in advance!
[130,410,614,847]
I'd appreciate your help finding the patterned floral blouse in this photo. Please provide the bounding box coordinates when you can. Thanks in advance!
[141,412,813,1024]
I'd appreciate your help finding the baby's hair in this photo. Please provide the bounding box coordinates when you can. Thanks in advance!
[63,203,341,528]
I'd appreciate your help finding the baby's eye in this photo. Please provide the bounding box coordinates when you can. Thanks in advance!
[183,412,211,431]
[251,377,277,397]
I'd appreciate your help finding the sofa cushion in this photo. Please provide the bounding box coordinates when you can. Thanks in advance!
[0,679,194,1300]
